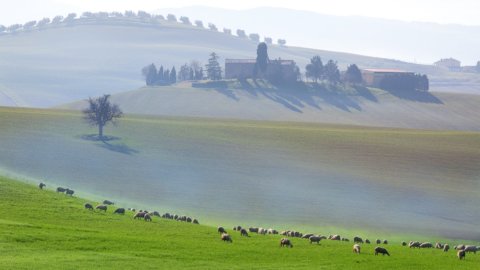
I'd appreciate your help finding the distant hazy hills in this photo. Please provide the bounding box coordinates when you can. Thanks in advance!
[156,6,480,65]
[0,14,479,108]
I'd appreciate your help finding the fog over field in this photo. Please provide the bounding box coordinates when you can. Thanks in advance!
[1,108,479,240]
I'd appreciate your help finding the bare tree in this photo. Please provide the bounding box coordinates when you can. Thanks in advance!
[83,95,122,139]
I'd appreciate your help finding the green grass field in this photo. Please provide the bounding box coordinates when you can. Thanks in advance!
[0,107,479,242]
[0,176,479,269]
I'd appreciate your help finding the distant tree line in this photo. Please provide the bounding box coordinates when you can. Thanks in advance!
[0,12,287,46]
[379,73,429,92]
[141,53,224,86]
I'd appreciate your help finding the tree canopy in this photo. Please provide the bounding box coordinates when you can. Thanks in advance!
[344,64,363,84]
[83,94,122,139]
[305,56,324,83]
[255,42,269,77]
[205,52,222,80]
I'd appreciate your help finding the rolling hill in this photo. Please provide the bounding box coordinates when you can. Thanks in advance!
[0,15,479,108]
[1,107,479,241]
[2,176,479,269]
[60,81,480,131]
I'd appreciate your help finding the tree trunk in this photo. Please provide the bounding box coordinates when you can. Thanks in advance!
[98,124,104,140]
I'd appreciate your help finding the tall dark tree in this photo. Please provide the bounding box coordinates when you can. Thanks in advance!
[170,67,177,83]
[344,64,363,84]
[142,63,158,86]
[206,52,222,80]
[158,66,164,82]
[255,42,269,77]
[324,60,341,84]
[164,69,170,83]
[305,56,323,83]
[476,61,480,73]
[83,94,122,139]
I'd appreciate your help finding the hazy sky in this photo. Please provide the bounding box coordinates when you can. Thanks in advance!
[2,0,480,26]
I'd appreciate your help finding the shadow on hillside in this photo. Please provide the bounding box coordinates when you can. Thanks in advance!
[193,81,239,101]
[79,134,139,155]
[385,89,443,104]
[193,79,443,113]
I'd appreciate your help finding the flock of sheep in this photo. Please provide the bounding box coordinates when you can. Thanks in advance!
[217,225,479,260]
[40,182,478,261]
[40,182,200,224]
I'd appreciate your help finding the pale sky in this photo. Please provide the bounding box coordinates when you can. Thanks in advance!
[1,0,480,26]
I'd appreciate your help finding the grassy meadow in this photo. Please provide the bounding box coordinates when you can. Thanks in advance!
[0,107,479,242]
[1,176,479,269]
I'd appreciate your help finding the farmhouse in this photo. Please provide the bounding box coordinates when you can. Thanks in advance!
[434,58,461,71]
[361,69,415,88]
[225,59,297,81]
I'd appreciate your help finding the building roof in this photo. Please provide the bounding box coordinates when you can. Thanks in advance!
[362,68,412,73]
[225,59,295,65]
[225,59,256,64]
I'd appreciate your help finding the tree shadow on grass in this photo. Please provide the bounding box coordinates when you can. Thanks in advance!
[79,134,139,155]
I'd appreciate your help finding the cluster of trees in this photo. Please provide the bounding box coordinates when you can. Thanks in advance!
[305,56,344,84]
[141,53,223,85]
[141,64,177,86]
[477,61,480,73]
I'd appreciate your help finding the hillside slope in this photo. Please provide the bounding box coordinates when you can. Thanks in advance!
[60,82,480,131]
[0,16,477,108]
[1,176,478,269]
[1,107,479,240]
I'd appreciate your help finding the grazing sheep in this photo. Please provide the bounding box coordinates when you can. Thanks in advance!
[302,234,314,239]
[65,189,74,196]
[409,241,420,248]
[376,239,381,244]
[435,242,444,249]
[268,229,278,235]
[280,231,288,236]
[144,214,152,222]
[309,236,322,244]
[240,228,249,237]
[455,244,465,250]
[280,238,293,248]
[294,232,303,238]
[249,227,259,233]
[401,241,407,246]
[383,240,388,245]
[353,244,361,254]
[192,219,199,224]
[39,183,46,189]
[419,242,433,248]
[152,211,160,217]
[186,217,192,223]
[221,233,232,243]
[457,249,466,260]
[56,187,66,193]
[114,208,125,215]
[443,244,450,252]
[96,205,107,212]
[354,236,363,243]
[218,227,226,234]
[329,235,341,241]
[134,212,146,219]
[258,228,267,235]
[365,239,371,244]
[103,200,114,205]
[342,238,350,242]
[374,246,390,256]
[84,203,93,210]
[234,225,242,231]
[173,214,179,220]
[463,245,478,254]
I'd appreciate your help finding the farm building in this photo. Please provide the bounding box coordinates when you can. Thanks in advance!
[361,69,415,88]
[434,58,461,71]
[225,59,298,81]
